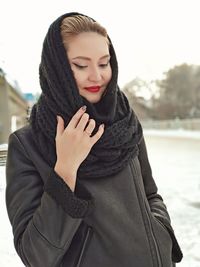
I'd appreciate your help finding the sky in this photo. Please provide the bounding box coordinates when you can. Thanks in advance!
[1,0,200,94]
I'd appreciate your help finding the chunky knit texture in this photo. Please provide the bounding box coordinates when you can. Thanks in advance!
[29,12,143,180]
[45,169,94,218]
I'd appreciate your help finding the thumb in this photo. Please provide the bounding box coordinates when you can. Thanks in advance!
[56,115,64,137]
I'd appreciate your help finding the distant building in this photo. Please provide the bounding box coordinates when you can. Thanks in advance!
[23,92,37,106]
[0,75,28,144]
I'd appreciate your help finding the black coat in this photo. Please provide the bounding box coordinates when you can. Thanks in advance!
[6,125,182,267]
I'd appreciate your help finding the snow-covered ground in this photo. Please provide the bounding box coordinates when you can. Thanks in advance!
[0,167,23,267]
[0,130,200,266]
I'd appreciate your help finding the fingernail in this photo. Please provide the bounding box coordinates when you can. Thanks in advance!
[100,123,105,129]
[81,105,87,111]
[57,115,59,122]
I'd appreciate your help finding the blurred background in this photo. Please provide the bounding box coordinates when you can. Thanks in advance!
[0,0,200,266]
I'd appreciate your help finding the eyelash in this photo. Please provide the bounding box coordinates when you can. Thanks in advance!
[100,63,109,68]
[73,62,109,69]
[73,64,87,69]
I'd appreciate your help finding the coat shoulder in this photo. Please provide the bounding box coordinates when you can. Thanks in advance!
[12,124,33,139]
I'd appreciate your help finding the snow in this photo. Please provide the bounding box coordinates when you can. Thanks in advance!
[0,130,200,266]
[0,167,23,267]
[0,144,8,151]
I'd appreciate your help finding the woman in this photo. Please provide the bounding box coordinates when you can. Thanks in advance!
[6,12,183,267]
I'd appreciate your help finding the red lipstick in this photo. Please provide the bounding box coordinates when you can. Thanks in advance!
[85,86,101,93]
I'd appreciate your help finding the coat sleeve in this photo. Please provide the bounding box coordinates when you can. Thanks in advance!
[138,136,183,263]
[6,133,94,267]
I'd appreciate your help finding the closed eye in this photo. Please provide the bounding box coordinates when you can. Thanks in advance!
[99,62,110,68]
[73,63,87,69]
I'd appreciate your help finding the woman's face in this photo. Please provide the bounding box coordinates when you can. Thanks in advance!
[67,32,112,103]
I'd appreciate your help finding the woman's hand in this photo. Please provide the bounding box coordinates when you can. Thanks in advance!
[54,106,105,191]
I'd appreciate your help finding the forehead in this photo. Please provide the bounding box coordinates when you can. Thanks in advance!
[67,32,110,59]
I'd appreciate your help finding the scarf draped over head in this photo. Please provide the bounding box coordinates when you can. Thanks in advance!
[29,12,143,179]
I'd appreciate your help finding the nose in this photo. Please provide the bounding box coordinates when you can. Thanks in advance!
[88,66,102,82]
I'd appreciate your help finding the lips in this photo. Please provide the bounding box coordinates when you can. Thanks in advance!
[84,86,101,93]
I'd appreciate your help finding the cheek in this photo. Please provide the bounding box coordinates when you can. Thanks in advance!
[105,67,112,83]
[71,68,86,88]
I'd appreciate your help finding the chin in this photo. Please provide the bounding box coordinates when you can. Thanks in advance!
[81,93,103,104]
[86,97,101,104]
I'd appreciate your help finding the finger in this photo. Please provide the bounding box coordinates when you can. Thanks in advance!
[84,119,96,134]
[67,106,87,129]
[90,124,105,144]
[76,113,90,131]
[56,115,64,138]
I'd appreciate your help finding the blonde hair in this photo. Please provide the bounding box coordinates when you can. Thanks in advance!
[60,15,109,49]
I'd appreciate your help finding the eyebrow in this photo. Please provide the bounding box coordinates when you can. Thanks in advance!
[72,55,110,61]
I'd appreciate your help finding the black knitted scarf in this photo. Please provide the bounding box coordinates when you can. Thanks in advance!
[29,12,143,179]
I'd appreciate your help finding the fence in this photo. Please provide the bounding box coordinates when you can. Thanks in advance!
[0,144,7,166]
[141,118,200,130]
